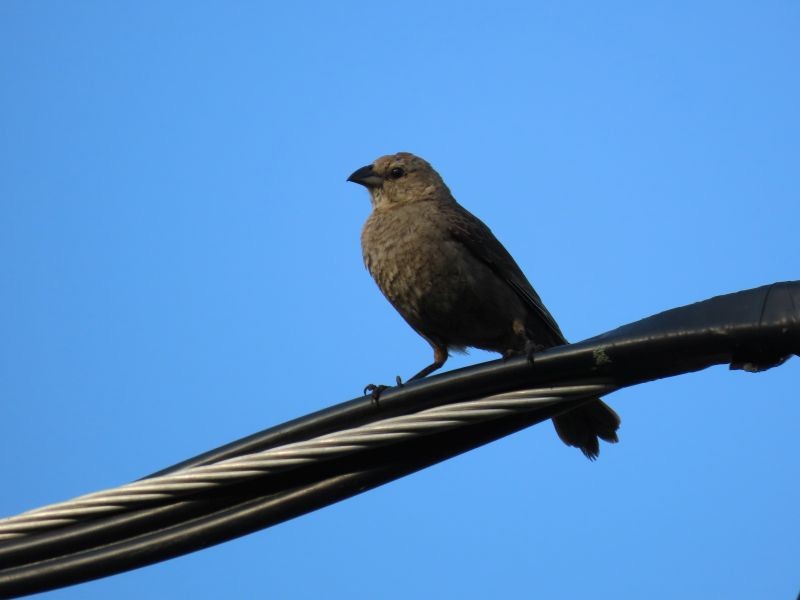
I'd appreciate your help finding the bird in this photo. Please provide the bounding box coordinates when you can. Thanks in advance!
[348,152,620,459]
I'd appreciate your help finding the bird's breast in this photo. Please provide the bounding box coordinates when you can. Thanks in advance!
[361,209,465,319]
[360,205,533,352]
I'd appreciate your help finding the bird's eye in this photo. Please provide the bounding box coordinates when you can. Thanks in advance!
[389,167,405,179]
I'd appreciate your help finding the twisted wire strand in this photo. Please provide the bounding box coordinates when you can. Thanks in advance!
[0,382,615,540]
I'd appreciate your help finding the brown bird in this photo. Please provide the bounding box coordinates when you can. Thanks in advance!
[348,152,620,459]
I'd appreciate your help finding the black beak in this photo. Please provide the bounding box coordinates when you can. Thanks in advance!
[347,164,384,188]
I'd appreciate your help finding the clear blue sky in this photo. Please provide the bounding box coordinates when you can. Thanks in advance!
[1,2,798,598]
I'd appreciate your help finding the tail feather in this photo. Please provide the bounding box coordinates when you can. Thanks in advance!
[552,398,620,460]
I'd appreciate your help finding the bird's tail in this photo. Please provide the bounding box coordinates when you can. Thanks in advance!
[552,399,620,460]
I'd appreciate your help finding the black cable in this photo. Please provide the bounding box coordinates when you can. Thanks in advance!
[0,281,797,598]
[152,281,800,474]
[0,399,583,597]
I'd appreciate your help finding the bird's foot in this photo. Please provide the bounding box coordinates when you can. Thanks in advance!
[364,375,405,408]
[364,383,389,407]
[364,376,404,407]
[524,340,544,365]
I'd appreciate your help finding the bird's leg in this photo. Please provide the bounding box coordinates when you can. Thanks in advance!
[511,319,541,365]
[406,345,448,382]
[524,338,545,365]
[524,339,537,364]
[365,346,447,405]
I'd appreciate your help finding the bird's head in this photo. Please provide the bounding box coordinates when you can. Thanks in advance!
[347,152,450,209]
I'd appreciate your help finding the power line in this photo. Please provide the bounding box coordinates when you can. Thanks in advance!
[0,383,615,540]
[0,281,797,598]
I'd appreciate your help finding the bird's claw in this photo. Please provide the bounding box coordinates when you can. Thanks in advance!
[364,377,405,407]
[364,383,389,407]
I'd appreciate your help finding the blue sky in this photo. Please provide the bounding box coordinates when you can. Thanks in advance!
[1,2,798,598]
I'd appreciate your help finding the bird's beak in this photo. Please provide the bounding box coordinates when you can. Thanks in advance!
[347,164,384,188]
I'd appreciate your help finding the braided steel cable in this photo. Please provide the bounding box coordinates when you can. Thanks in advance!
[0,383,615,541]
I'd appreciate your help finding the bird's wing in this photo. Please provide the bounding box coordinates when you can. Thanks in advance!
[445,202,568,345]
